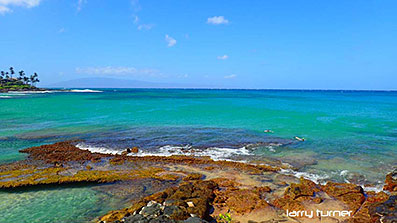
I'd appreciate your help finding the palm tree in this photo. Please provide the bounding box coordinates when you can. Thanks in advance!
[9,67,14,79]
[30,73,40,87]
[18,70,25,81]
[5,72,9,79]
[0,71,4,79]
[23,76,29,85]
[29,75,34,86]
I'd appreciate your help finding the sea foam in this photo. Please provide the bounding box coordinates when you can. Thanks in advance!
[76,143,251,161]
[69,89,103,93]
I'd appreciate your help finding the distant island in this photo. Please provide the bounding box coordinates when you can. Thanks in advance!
[0,67,43,92]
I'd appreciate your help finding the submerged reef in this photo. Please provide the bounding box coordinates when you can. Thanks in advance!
[0,141,396,223]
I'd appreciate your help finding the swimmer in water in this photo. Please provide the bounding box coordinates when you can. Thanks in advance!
[294,136,305,141]
[264,129,274,133]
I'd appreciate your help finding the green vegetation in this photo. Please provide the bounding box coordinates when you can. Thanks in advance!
[218,213,232,223]
[0,67,41,92]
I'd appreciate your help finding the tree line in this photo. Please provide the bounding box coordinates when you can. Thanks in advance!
[0,67,40,86]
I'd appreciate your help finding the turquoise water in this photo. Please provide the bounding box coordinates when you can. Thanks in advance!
[1,89,397,222]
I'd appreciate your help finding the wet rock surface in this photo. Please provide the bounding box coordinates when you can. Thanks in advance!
[384,169,397,192]
[0,141,396,223]
[19,141,110,164]
[273,177,322,211]
[322,181,366,213]
[369,195,397,223]
[120,201,209,223]
[100,180,216,222]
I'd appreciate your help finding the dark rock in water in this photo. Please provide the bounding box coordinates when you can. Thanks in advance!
[163,199,176,206]
[124,214,147,223]
[140,203,162,217]
[122,199,208,223]
[344,172,369,185]
[369,195,397,223]
[149,215,177,223]
[163,206,188,218]
[183,217,208,223]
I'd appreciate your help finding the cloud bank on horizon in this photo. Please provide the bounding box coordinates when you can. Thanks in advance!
[0,0,396,90]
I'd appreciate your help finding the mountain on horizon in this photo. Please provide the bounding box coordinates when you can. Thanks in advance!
[46,77,213,89]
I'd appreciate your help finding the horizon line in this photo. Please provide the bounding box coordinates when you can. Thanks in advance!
[45,87,397,92]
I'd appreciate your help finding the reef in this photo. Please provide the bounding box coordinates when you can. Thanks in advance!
[0,141,396,223]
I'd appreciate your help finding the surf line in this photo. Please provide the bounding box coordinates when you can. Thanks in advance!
[286,209,352,218]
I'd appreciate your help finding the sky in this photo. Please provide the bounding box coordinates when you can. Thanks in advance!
[0,0,396,89]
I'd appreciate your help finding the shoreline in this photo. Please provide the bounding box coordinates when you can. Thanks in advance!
[0,141,395,223]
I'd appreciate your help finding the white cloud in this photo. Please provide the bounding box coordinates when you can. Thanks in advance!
[137,24,153,30]
[133,16,153,31]
[58,28,66,33]
[133,15,139,24]
[207,16,229,25]
[131,0,141,12]
[178,74,189,78]
[165,34,176,47]
[224,74,237,79]
[131,3,154,31]
[217,55,229,60]
[0,0,41,7]
[0,0,41,14]
[75,66,161,77]
[76,0,86,12]
[0,5,11,14]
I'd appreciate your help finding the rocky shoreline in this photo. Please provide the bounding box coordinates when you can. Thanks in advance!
[0,87,47,93]
[0,141,395,223]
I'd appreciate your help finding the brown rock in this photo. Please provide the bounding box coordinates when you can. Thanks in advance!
[19,141,108,164]
[214,186,271,214]
[182,173,203,181]
[100,180,218,222]
[131,147,139,153]
[322,182,365,214]
[211,178,241,188]
[368,195,397,223]
[273,177,322,211]
[384,169,397,192]
[345,191,389,223]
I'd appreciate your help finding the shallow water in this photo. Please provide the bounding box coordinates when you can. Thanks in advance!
[0,185,120,223]
[0,89,396,222]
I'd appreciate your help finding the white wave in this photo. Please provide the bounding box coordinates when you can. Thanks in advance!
[76,143,251,161]
[340,170,351,183]
[69,89,103,93]
[279,168,330,184]
[0,96,12,98]
[155,145,251,161]
[267,146,276,152]
[340,170,349,176]
[340,170,385,192]
[77,143,122,155]
[362,184,384,193]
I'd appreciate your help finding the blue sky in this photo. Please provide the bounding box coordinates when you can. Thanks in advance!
[0,0,396,89]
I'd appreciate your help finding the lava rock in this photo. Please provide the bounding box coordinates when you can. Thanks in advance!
[183,217,209,223]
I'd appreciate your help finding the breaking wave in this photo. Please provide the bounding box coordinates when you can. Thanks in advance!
[76,143,251,161]
[69,89,103,93]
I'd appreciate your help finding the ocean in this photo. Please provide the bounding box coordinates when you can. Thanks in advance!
[0,89,396,222]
